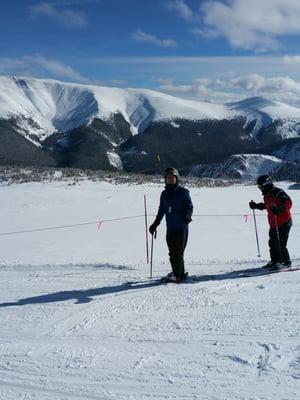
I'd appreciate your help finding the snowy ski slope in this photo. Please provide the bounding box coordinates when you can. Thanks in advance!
[0,180,299,399]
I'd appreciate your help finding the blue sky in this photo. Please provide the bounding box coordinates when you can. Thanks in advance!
[2,0,300,104]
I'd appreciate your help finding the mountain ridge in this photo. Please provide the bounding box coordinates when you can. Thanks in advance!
[1,76,300,178]
[2,75,300,139]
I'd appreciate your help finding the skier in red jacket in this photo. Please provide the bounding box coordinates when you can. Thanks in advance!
[249,175,292,270]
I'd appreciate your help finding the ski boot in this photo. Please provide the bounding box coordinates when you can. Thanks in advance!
[176,272,188,284]
[261,261,276,269]
[269,261,292,271]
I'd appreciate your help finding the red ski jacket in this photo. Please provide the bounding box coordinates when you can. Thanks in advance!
[262,187,292,228]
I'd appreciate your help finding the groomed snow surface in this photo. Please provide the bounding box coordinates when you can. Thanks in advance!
[0,180,299,400]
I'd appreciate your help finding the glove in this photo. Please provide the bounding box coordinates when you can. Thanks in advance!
[149,222,158,235]
[249,200,257,210]
[183,216,192,224]
[270,204,284,215]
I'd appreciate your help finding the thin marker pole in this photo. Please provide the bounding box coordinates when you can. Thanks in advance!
[150,230,156,278]
[252,209,261,257]
[144,194,149,264]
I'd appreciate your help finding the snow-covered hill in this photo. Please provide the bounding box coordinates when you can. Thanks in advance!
[1,76,300,175]
[0,76,231,139]
[227,97,300,139]
[1,76,300,140]
[190,154,284,181]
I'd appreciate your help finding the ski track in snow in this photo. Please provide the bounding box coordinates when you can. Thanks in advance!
[0,262,299,399]
[0,181,299,399]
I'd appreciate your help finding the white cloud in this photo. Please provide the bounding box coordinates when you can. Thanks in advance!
[169,0,300,52]
[166,0,194,21]
[199,0,300,51]
[158,77,240,103]
[25,55,89,82]
[54,0,100,5]
[231,74,300,99]
[191,27,219,40]
[31,2,87,28]
[284,55,300,65]
[158,73,300,106]
[230,74,266,93]
[0,55,89,83]
[132,30,177,48]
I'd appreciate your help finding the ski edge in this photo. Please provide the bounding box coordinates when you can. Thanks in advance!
[241,266,300,277]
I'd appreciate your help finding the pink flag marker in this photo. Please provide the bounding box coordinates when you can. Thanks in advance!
[97,221,103,230]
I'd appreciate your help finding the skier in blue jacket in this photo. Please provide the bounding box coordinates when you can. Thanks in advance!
[149,167,193,283]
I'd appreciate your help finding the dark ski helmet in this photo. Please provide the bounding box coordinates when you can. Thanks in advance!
[164,167,179,180]
[256,175,273,191]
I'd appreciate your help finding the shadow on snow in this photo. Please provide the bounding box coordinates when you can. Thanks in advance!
[0,265,287,308]
[0,280,161,308]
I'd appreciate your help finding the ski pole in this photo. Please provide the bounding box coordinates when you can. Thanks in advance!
[144,194,149,264]
[150,230,156,278]
[274,215,283,264]
[252,208,261,257]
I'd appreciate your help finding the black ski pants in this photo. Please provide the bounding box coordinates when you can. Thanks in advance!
[269,219,292,265]
[166,228,188,278]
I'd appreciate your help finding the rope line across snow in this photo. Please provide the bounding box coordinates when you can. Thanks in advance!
[0,213,299,237]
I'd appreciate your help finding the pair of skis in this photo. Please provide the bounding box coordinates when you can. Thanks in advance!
[126,272,192,287]
[160,272,189,284]
[126,265,300,287]
[237,265,300,277]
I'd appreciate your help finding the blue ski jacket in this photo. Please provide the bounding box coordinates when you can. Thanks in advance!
[154,184,193,230]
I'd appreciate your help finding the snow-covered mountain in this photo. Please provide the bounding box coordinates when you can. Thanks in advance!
[189,154,284,181]
[1,75,300,176]
[271,138,300,162]
[227,97,300,140]
[1,76,300,140]
[0,76,231,139]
